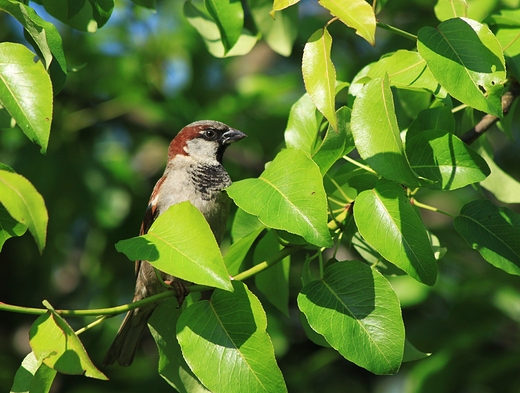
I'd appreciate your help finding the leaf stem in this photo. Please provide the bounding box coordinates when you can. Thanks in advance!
[233,245,304,281]
[342,155,377,174]
[411,198,456,218]
[0,246,304,317]
[376,21,417,41]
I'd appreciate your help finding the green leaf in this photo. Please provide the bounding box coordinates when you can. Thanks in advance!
[434,0,497,22]
[476,140,520,204]
[0,169,47,253]
[205,0,244,53]
[487,9,520,27]
[10,351,57,393]
[351,75,419,187]
[354,180,437,285]
[495,28,520,81]
[254,230,290,316]
[231,208,265,241]
[41,0,114,32]
[177,281,287,393]
[270,0,299,17]
[224,227,264,276]
[318,0,376,45]
[403,338,430,362]
[302,28,337,131]
[227,149,333,248]
[454,199,520,275]
[249,0,297,57]
[406,130,490,190]
[29,303,107,380]
[0,204,27,252]
[115,201,232,291]
[312,106,354,175]
[407,106,455,142]
[417,18,506,117]
[0,43,52,153]
[0,0,67,94]
[298,261,405,375]
[149,299,209,393]
[284,93,320,155]
[184,1,257,58]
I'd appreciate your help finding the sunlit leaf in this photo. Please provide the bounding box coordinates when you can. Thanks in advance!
[0,0,67,93]
[417,18,506,117]
[302,28,337,131]
[29,302,107,380]
[318,0,376,45]
[0,204,27,252]
[298,261,404,374]
[354,180,437,285]
[284,93,320,155]
[0,169,47,253]
[205,0,244,53]
[0,43,52,153]
[227,149,333,247]
[10,351,57,393]
[177,281,287,393]
[115,201,233,291]
[270,0,299,17]
[351,75,419,187]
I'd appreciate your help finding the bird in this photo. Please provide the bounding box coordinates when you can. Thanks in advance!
[103,120,246,367]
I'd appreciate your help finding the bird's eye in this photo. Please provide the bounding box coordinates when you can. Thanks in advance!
[203,129,217,140]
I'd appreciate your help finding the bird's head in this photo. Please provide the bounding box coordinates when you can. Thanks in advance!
[168,120,246,163]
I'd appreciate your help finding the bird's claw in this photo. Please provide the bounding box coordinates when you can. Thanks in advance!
[164,279,190,307]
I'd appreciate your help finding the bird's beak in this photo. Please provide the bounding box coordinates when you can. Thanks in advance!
[222,129,247,144]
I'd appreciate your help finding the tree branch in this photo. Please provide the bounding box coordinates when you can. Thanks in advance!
[460,81,520,145]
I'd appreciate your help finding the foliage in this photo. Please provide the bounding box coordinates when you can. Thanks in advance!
[1,0,520,392]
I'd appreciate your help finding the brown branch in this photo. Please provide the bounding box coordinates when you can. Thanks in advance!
[460,81,520,145]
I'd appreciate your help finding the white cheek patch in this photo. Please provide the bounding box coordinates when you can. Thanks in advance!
[186,138,218,159]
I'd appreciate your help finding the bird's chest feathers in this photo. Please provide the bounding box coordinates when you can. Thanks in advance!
[155,159,231,217]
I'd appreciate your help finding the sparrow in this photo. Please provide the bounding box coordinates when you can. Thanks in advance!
[103,120,246,367]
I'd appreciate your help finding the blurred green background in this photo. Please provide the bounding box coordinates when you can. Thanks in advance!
[2,0,520,392]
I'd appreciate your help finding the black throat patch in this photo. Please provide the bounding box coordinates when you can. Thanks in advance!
[189,163,232,201]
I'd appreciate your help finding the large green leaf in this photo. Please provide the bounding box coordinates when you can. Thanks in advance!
[0,169,47,253]
[302,28,337,131]
[205,0,244,53]
[0,0,67,93]
[406,130,490,190]
[115,201,233,291]
[454,199,520,275]
[0,43,52,153]
[184,1,257,58]
[149,299,209,393]
[318,0,376,45]
[298,261,404,374]
[351,75,419,187]
[284,93,320,154]
[177,281,287,393]
[434,0,497,22]
[10,351,57,393]
[366,50,444,96]
[417,18,506,117]
[354,180,437,285]
[227,149,333,247]
[29,302,107,380]
[249,0,297,57]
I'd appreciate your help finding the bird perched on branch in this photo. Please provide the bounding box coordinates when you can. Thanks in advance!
[103,120,246,367]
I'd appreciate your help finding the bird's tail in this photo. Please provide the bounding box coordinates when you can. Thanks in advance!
[102,305,155,367]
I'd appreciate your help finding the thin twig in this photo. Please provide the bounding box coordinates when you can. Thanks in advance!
[460,81,520,145]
